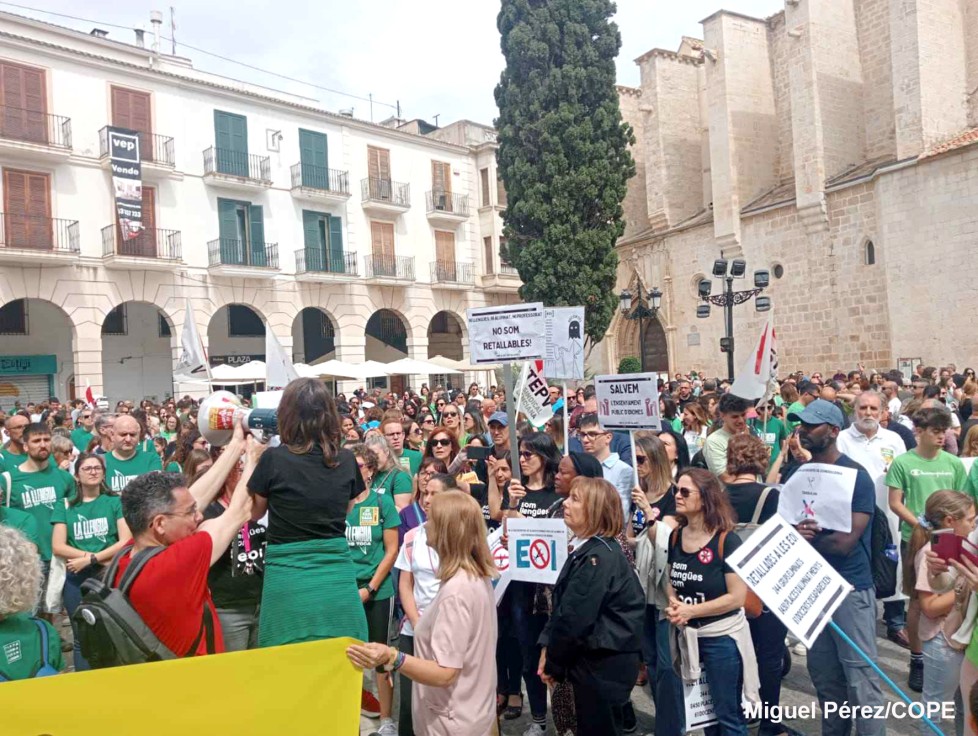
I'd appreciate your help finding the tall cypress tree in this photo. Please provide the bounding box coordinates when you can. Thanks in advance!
[495,0,634,350]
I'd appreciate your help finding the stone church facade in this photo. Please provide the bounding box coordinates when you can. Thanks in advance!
[594,0,978,379]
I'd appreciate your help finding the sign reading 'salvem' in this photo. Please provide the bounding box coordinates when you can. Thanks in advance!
[107,126,143,240]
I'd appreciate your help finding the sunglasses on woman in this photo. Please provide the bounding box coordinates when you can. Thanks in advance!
[674,487,699,499]
[518,451,535,459]
[442,411,459,418]
[430,438,453,447]
[634,455,647,465]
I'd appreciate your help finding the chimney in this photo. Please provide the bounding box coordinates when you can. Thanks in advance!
[150,10,162,54]
[134,27,145,48]
[89,28,109,38]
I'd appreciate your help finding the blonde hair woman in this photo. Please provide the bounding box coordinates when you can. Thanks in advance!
[347,491,498,736]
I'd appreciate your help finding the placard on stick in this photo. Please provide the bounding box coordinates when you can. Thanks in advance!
[594,373,660,430]
[506,518,568,585]
[466,303,545,365]
[725,514,852,648]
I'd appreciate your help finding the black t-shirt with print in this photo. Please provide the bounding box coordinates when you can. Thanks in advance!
[503,481,562,520]
[668,528,743,628]
[470,481,500,531]
[631,486,677,535]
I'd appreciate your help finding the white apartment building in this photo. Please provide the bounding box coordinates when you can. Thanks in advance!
[0,11,519,407]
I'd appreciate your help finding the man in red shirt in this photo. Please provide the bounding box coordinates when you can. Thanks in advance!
[115,423,255,657]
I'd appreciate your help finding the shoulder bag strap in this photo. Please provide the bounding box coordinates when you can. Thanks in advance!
[750,487,774,526]
[718,530,728,562]
[117,547,167,594]
[2,471,10,507]
[32,618,51,670]
[185,604,216,657]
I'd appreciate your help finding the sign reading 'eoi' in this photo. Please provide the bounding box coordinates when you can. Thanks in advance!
[594,373,661,430]
[466,303,545,365]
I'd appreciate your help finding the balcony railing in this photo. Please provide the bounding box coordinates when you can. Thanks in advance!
[0,213,78,252]
[500,263,519,276]
[361,178,410,207]
[426,190,470,217]
[207,238,278,268]
[290,164,350,195]
[364,253,414,280]
[0,105,71,148]
[203,147,271,182]
[101,225,181,260]
[99,127,174,166]
[295,248,358,275]
[430,260,474,284]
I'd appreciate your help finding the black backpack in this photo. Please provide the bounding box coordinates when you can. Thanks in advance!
[72,546,214,669]
[870,506,899,599]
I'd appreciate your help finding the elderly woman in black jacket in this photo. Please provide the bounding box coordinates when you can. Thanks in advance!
[538,476,645,736]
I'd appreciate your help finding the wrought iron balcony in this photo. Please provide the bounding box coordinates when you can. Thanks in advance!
[425,190,470,218]
[207,238,278,269]
[295,248,358,277]
[101,225,181,261]
[98,127,174,167]
[0,105,71,149]
[290,164,350,196]
[364,253,414,281]
[430,260,473,285]
[500,263,519,276]
[203,147,271,185]
[0,213,78,252]
[361,178,410,208]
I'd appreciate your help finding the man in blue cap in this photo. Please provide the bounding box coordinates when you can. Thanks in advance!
[787,399,884,736]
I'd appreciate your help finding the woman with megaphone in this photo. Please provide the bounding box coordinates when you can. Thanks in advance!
[246,377,369,646]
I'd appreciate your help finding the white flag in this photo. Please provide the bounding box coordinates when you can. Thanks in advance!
[729,318,777,401]
[265,330,299,389]
[174,298,211,382]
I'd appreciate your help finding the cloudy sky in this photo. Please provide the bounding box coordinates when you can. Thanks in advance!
[8,0,783,125]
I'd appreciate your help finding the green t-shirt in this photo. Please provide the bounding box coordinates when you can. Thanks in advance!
[371,467,413,500]
[786,401,807,430]
[345,489,400,599]
[70,427,95,453]
[885,450,969,541]
[1,446,25,471]
[0,506,41,550]
[0,614,64,680]
[104,450,163,493]
[964,462,978,501]
[51,493,124,554]
[165,461,181,474]
[749,417,790,469]
[7,463,76,561]
[398,448,423,477]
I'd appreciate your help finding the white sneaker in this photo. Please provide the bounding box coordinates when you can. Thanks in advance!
[792,642,807,656]
[372,719,398,736]
[522,723,548,736]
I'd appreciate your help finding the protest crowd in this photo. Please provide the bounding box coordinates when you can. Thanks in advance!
[6,362,978,736]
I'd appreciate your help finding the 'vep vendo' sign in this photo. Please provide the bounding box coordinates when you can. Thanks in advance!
[506,518,568,585]
[594,373,661,430]
[466,303,545,365]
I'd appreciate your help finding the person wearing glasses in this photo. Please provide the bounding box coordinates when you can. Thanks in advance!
[381,415,422,476]
[421,427,460,470]
[748,401,790,473]
[785,380,820,430]
[432,396,448,423]
[364,435,414,512]
[71,410,96,453]
[52,452,131,670]
[403,419,424,453]
[439,403,462,440]
[460,407,489,448]
[419,413,436,444]
[578,412,634,523]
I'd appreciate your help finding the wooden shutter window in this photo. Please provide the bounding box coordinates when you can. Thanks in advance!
[483,236,494,274]
[3,168,51,249]
[111,86,153,161]
[480,168,491,207]
[367,146,391,199]
[370,221,395,276]
[434,230,456,281]
[0,62,48,143]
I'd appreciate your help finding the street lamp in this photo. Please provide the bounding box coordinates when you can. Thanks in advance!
[619,281,663,372]
[696,259,771,382]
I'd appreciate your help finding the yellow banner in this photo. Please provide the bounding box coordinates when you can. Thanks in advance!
[2,637,361,735]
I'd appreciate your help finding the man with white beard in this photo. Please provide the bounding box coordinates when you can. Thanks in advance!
[837,390,909,648]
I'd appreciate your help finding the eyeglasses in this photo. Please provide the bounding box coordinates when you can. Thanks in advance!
[422,419,435,425]
[78,465,103,473]
[80,414,91,419]
[579,431,608,440]
[436,402,446,408]
[430,438,453,447]
[634,455,647,466]
[674,487,700,499]
[384,431,404,439]
[442,411,458,418]
[163,504,198,518]
[518,451,535,459]
[411,428,423,435]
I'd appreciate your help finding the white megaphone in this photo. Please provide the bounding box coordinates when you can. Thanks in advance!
[198,391,278,447]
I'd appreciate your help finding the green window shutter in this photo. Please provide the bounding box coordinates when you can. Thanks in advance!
[248,204,265,266]
[298,129,328,189]
[214,110,248,176]
[217,198,240,264]
[328,215,344,273]
[302,210,324,271]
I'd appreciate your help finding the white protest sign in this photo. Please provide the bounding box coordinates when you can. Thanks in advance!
[467,303,545,365]
[544,307,585,380]
[777,463,857,533]
[516,359,554,427]
[594,373,660,430]
[488,527,511,605]
[683,674,749,732]
[507,518,568,585]
[726,514,853,648]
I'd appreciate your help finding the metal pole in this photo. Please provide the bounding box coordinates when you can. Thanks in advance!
[639,309,647,373]
[503,362,521,483]
[725,276,735,383]
[562,381,569,457]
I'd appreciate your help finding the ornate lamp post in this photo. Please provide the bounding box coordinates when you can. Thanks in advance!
[619,280,663,372]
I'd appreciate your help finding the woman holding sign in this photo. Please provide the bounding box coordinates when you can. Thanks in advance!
[665,468,760,736]
[538,477,645,734]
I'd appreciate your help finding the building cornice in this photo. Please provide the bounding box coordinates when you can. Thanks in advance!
[616,85,642,98]
[634,48,702,67]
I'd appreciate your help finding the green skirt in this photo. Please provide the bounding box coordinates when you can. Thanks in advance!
[258,538,367,647]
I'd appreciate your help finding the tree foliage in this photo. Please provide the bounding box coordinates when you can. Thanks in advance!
[618,356,641,374]
[495,0,634,350]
